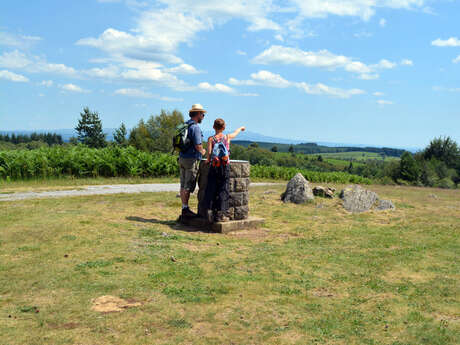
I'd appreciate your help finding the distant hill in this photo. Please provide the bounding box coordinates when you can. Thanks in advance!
[232,140,406,157]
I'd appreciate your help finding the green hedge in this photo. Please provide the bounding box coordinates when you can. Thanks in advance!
[251,165,372,184]
[0,146,371,184]
[0,145,179,180]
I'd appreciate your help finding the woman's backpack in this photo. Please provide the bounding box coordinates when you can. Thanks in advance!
[211,135,229,167]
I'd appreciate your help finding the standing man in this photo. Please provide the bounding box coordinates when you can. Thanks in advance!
[179,104,207,218]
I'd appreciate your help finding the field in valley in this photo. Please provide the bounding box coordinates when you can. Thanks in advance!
[0,181,459,344]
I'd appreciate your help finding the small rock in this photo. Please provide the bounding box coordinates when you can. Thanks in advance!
[313,186,335,198]
[263,190,276,195]
[170,256,177,262]
[281,173,314,204]
[64,254,69,258]
[376,199,395,211]
[429,193,438,199]
[161,232,169,237]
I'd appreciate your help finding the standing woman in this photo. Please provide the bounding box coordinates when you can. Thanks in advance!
[203,118,245,222]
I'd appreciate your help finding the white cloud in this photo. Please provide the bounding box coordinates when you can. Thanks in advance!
[373,91,384,96]
[253,45,403,79]
[379,18,386,27]
[166,63,200,74]
[377,99,393,105]
[250,70,291,88]
[236,50,247,56]
[274,34,284,42]
[401,59,413,66]
[197,82,235,93]
[431,37,460,47]
[40,80,53,87]
[453,55,460,64]
[114,88,182,101]
[0,70,29,82]
[0,50,77,76]
[433,86,460,93]
[60,84,88,93]
[372,59,396,69]
[0,32,42,48]
[288,0,425,21]
[229,70,365,98]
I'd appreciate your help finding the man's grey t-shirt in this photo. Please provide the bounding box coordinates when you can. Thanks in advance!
[179,119,203,160]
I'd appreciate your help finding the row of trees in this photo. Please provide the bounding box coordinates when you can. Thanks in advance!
[0,132,63,145]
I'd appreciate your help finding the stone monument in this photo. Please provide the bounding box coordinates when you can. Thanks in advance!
[181,160,263,233]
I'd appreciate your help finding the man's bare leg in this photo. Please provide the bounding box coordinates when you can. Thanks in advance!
[180,188,190,208]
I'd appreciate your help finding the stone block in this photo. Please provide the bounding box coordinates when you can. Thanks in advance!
[226,207,235,219]
[240,163,250,178]
[211,217,265,234]
[232,178,250,193]
[229,163,241,178]
[229,192,248,207]
[234,205,249,220]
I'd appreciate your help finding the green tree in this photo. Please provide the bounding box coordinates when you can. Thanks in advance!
[423,136,459,168]
[113,123,128,146]
[271,146,278,152]
[75,107,106,148]
[399,151,420,182]
[317,155,323,162]
[249,142,259,149]
[129,109,183,152]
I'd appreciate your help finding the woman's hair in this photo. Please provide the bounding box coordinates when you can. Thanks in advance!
[213,118,226,130]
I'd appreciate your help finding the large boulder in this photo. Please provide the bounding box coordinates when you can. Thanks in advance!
[281,173,314,204]
[340,185,395,213]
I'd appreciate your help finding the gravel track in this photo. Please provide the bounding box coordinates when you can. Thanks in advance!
[0,183,280,202]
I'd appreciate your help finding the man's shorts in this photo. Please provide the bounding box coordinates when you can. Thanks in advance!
[179,157,200,193]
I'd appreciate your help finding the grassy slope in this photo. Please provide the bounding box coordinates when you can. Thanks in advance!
[0,184,459,344]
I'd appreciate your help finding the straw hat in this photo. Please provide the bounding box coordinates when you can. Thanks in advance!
[189,104,207,113]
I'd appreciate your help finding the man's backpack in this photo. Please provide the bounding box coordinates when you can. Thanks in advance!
[172,122,192,153]
[211,135,229,167]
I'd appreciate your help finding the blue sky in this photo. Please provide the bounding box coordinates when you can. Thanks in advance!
[1,0,459,148]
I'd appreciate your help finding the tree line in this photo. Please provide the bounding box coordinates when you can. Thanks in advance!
[0,132,63,145]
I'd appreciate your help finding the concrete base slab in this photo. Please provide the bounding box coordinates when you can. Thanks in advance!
[178,216,265,234]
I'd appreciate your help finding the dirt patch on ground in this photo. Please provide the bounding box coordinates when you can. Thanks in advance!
[91,295,141,313]
[310,288,336,298]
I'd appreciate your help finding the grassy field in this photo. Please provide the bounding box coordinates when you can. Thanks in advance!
[1,182,459,344]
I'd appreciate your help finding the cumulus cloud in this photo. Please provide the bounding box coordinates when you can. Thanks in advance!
[229,70,365,98]
[114,88,182,101]
[373,91,384,96]
[0,50,76,76]
[253,45,405,79]
[166,63,201,74]
[401,59,413,66]
[236,50,247,56]
[0,70,29,82]
[453,55,460,64]
[431,37,460,47]
[288,0,425,21]
[377,99,393,105]
[40,80,53,87]
[0,31,42,48]
[60,84,88,93]
[197,82,235,93]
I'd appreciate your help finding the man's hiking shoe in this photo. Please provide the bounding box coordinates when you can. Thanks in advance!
[181,207,198,218]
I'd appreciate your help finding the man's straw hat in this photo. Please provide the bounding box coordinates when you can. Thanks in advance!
[189,104,207,113]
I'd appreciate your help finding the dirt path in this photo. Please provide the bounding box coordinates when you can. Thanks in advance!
[0,183,280,202]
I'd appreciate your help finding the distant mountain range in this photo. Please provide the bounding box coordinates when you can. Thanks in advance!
[0,128,419,152]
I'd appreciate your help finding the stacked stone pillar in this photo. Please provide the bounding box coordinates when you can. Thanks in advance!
[198,160,250,221]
